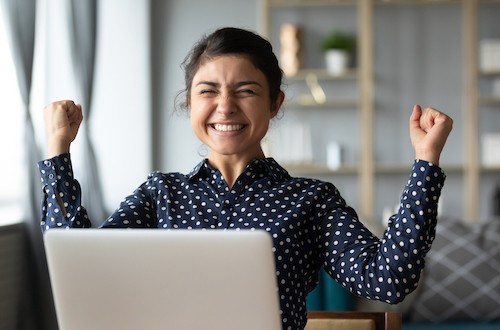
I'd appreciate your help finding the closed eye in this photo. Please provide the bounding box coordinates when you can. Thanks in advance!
[199,89,217,95]
[237,89,257,95]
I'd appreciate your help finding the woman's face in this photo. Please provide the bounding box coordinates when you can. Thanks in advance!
[189,55,283,163]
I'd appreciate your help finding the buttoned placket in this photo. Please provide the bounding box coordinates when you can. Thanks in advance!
[214,174,255,229]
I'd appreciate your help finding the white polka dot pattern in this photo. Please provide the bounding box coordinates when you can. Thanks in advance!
[38,154,445,330]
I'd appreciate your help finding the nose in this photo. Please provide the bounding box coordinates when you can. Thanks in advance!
[216,93,236,116]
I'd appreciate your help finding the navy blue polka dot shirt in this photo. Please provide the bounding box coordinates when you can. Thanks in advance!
[38,154,445,330]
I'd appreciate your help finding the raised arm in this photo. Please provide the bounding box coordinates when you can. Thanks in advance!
[39,100,160,232]
[319,105,453,303]
[39,100,86,230]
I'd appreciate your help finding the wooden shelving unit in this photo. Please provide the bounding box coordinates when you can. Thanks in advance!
[261,0,500,223]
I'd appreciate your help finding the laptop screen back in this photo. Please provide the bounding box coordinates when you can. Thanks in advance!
[44,229,282,330]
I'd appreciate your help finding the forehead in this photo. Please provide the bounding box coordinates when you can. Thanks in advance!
[192,55,267,84]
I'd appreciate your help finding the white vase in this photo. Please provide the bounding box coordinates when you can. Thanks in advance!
[325,49,348,76]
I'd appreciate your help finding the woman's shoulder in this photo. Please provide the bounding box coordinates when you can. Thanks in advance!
[146,170,190,183]
[274,173,340,201]
[145,159,207,183]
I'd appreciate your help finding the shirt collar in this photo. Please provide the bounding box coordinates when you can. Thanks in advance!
[187,158,291,182]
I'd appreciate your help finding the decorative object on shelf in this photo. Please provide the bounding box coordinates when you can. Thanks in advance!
[481,133,500,166]
[326,141,343,170]
[479,39,500,72]
[280,23,302,77]
[321,31,355,76]
[296,73,326,105]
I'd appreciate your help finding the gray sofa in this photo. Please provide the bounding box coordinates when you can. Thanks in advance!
[355,218,500,330]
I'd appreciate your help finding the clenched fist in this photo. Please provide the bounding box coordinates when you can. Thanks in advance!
[409,104,453,165]
[44,100,83,158]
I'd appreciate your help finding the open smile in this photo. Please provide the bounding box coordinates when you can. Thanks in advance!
[211,124,245,132]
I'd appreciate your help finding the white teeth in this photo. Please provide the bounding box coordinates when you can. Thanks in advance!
[214,124,243,132]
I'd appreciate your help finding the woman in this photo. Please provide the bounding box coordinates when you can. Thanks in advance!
[39,27,453,330]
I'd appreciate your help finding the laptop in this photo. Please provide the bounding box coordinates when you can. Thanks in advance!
[44,229,282,330]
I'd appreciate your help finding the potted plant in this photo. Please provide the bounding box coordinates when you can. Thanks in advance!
[321,31,355,76]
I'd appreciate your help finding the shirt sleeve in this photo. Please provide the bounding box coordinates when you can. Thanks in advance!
[38,153,158,232]
[38,153,92,231]
[318,160,445,304]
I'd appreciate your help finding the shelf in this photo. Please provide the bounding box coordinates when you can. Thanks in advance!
[478,98,500,106]
[268,0,357,7]
[375,164,414,175]
[479,69,500,76]
[269,0,466,6]
[286,98,358,108]
[285,68,359,108]
[283,162,359,175]
[285,68,358,81]
[481,165,500,173]
[283,163,468,175]
[375,164,464,174]
[375,0,462,5]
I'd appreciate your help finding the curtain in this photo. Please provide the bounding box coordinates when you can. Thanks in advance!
[68,0,107,225]
[0,0,58,329]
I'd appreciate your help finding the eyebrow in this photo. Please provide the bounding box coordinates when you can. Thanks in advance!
[195,81,262,88]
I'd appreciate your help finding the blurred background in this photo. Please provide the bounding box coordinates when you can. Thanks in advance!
[0,0,499,329]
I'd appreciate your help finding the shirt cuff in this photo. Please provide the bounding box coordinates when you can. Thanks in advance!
[409,159,446,201]
[38,153,73,187]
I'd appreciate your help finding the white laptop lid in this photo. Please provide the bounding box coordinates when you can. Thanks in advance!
[44,229,282,330]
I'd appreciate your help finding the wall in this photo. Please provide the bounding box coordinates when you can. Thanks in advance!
[372,4,464,220]
[92,0,151,211]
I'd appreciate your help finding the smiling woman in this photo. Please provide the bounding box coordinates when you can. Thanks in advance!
[38,27,453,330]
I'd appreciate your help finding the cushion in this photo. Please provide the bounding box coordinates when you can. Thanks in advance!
[409,218,500,323]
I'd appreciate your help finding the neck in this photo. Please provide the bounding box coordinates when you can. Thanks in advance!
[208,150,266,188]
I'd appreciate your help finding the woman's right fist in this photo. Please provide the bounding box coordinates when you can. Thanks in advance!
[44,100,83,158]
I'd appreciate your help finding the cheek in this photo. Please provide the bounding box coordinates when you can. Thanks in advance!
[189,101,208,128]
[190,111,205,140]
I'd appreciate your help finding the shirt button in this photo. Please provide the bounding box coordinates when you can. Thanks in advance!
[48,173,55,180]
[44,160,52,167]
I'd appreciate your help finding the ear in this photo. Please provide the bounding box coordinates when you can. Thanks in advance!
[271,91,285,118]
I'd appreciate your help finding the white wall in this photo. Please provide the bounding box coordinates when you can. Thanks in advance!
[92,0,151,211]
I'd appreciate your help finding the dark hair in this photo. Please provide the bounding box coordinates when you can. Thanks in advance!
[178,27,284,111]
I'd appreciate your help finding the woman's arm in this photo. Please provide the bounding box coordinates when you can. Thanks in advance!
[39,100,158,232]
[318,105,452,303]
[42,100,83,216]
